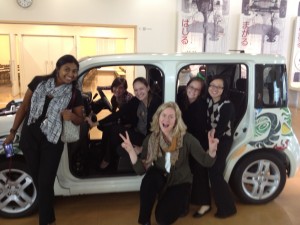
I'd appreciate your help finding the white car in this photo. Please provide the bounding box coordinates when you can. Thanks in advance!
[0,53,299,218]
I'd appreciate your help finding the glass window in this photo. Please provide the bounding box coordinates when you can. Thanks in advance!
[255,64,287,108]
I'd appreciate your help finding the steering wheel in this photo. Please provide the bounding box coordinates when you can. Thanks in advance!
[97,87,113,112]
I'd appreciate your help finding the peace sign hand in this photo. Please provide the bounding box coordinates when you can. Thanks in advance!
[119,131,135,154]
[119,131,138,164]
[208,129,219,158]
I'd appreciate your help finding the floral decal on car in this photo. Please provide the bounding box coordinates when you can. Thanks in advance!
[249,108,292,150]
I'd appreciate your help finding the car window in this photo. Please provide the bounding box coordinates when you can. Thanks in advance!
[176,63,248,128]
[81,65,164,140]
[255,64,287,108]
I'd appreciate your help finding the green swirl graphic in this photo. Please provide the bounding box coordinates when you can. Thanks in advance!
[254,116,271,138]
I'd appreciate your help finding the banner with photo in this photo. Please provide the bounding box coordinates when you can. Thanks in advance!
[237,0,287,54]
[290,17,300,89]
[177,0,230,53]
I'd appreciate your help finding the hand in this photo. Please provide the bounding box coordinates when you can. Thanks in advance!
[3,133,15,145]
[208,129,219,158]
[119,131,135,154]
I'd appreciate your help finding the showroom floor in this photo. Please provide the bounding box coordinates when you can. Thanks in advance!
[0,86,300,225]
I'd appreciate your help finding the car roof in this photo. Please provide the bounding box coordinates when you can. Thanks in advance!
[78,53,286,68]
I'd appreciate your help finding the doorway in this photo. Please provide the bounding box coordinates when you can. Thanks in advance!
[0,23,136,102]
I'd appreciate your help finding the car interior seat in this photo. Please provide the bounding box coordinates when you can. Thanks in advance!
[229,78,247,130]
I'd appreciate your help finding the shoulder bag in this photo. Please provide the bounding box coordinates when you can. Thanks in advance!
[61,88,80,143]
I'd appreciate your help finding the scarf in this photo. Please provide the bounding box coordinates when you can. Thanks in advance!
[27,78,73,144]
[144,130,185,170]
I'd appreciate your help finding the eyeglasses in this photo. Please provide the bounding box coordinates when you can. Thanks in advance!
[209,84,224,90]
[187,85,201,92]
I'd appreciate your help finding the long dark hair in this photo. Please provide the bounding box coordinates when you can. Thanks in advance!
[208,74,229,102]
[181,77,205,110]
[111,77,128,92]
[47,54,79,87]
[133,77,149,88]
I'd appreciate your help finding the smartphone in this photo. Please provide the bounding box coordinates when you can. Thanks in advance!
[3,143,14,158]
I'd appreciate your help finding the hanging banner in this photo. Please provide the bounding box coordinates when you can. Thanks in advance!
[237,0,287,54]
[290,16,300,89]
[177,0,230,53]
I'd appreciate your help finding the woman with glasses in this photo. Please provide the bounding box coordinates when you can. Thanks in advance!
[177,76,211,217]
[194,74,237,219]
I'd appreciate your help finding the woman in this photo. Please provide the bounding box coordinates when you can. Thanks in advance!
[87,77,161,169]
[194,75,237,218]
[4,54,84,225]
[120,102,219,225]
[91,77,133,114]
[110,77,133,112]
[177,77,210,217]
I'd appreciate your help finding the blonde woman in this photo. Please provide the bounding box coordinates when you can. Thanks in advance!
[120,102,219,225]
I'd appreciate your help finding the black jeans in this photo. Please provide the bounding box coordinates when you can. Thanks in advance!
[101,124,145,163]
[208,137,236,216]
[138,167,191,225]
[20,121,64,225]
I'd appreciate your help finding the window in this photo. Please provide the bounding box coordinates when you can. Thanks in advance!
[80,65,164,140]
[176,63,248,128]
[255,64,287,108]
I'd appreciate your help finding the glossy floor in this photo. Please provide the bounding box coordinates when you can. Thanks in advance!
[0,88,300,224]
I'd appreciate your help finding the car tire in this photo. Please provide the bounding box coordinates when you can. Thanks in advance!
[0,159,38,218]
[230,151,286,204]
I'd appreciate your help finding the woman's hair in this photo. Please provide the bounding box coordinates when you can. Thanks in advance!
[150,102,187,137]
[133,77,149,87]
[133,77,152,102]
[208,74,229,102]
[111,77,128,92]
[180,77,205,110]
[49,54,79,86]
[186,76,205,98]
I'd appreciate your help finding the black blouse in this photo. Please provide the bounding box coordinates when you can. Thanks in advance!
[177,94,208,149]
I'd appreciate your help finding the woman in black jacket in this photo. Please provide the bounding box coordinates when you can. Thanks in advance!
[87,77,162,169]
[177,77,210,216]
[194,74,237,218]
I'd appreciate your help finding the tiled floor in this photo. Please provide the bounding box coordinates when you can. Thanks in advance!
[0,86,300,225]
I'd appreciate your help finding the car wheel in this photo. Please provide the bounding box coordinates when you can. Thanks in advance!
[230,152,286,204]
[0,159,38,218]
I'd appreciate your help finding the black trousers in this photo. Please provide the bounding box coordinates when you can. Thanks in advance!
[20,121,64,225]
[208,137,236,215]
[101,124,145,163]
[191,137,236,215]
[190,156,211,205]
[138,167,191,225]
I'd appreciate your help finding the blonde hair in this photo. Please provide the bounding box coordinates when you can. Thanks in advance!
[150,102,187,137]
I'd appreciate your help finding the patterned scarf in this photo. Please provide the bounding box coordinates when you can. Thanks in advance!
[27,78,72,143]
[144,130,185,170]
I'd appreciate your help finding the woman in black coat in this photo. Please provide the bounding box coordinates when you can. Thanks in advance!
[177,77,210,216]
[87,77,162,169]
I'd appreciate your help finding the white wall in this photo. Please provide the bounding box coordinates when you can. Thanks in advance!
[0,0,299,57]
[0,0,177,54]
[1,0,300,106]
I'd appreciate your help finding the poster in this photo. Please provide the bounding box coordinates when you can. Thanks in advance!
[177,0,230,53]
[290,16,300,89]
[237,0,287,54]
